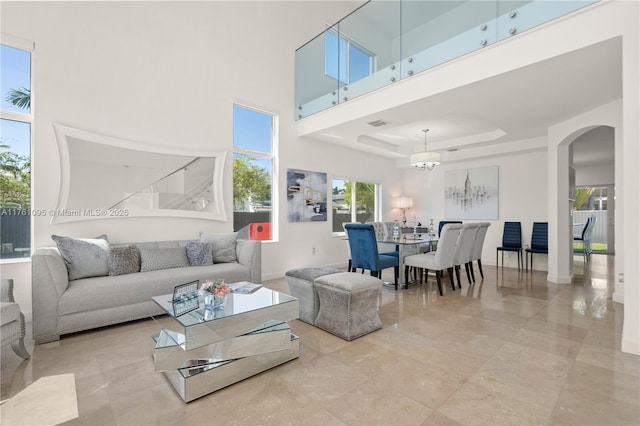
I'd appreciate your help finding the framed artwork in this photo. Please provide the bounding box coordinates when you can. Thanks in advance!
[287,168,327,222]
[444,166,499,220]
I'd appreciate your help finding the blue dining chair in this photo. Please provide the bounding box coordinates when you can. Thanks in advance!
[496,221,523,269]
[525,222,548,271]
[574,216,596,262]
[345,223,399,289]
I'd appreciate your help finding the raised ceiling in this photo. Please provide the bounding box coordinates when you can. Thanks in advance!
[298,36,621,165]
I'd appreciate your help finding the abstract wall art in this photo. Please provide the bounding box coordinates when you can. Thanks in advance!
[286,168,327,222]
[444,166,499,220]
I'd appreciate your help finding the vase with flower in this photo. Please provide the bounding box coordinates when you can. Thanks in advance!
[200,278,230,311]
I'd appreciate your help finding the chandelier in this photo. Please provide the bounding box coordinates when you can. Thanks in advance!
[410,129,441,171]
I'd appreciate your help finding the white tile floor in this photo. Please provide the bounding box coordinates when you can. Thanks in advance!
[1,255,638,425]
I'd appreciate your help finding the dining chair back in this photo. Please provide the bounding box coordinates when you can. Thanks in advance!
[574,216,596,262]
[403,223,462,295]
[469,222,491,280]
[452,223,480,287]
[342,221,360,271]
[584,216,597,256]
[366,221,400,259]
[438,220,463,237]
[525,222,548,270]
[496,221,523,269]
[577,217,593,241]
[345,223,399,289]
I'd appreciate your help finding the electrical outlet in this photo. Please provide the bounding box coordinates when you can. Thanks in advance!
[312,247,316,255]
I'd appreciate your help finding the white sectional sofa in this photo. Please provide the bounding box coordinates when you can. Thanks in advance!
[31,234,261,344]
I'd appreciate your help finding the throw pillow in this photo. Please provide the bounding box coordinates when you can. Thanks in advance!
[185,241,213,266]
[139,247,189,272]
[199,232,238,263]
[108,245,141,276]
[51,234,110,280]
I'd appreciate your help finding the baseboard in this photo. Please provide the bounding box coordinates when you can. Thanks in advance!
[622,337,640,356]
[612,291,625,304]
[546,273,573,284]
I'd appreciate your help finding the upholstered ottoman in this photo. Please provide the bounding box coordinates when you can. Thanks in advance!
[285,267,342,325]
[314,272,383,341]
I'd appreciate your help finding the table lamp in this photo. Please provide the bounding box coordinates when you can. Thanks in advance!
[394,196,413,227]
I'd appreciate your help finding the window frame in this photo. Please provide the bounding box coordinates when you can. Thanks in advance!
[232,103,278,242]
[1,35,34,263]
[331,177,381,235]
[324,30,375,85]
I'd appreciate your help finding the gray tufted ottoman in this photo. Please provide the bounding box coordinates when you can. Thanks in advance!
[285,267,342,325]
[314,272,383,341]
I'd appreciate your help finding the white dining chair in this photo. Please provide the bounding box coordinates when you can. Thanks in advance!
[452,223,480,288]
[469,222,491,281]
[403,223,462,296]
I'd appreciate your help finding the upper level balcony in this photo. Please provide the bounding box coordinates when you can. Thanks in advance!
[295,0,598,121]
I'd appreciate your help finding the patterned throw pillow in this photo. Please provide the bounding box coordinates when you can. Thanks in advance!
[108,245,141,276]
[199,232,238,263]
[51,234,110,280]
[139,247,190,272]
[185,241,213,266]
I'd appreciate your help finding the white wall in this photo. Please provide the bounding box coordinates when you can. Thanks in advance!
[0,1,402,319]
[575,164,614,186]
[404,145,548,270]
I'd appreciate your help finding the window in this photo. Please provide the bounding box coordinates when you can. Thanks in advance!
[575,186,608,211]
[233,105,276,241]
[1,42,32,260]
[332,178,378,233]
[324,31,374,85]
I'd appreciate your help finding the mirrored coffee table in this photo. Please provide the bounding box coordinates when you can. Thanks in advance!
[150,286,299,402]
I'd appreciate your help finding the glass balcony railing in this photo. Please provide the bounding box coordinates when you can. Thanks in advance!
[295,0,598,120]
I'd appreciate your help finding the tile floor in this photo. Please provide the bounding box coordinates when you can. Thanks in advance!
[1,255,639,425]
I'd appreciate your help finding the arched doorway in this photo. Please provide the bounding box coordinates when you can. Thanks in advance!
[547,101,620,288]
[570,126,615,261]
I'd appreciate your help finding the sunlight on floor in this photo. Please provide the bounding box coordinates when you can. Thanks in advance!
[0,373,78,426]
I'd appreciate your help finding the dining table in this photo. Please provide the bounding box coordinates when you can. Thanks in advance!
[378,231,438,288]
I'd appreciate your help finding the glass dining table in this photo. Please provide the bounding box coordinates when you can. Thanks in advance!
[378,232,438,288]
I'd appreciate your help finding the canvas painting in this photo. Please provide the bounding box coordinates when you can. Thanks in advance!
[444,166,499,220]
[286,169,327,222]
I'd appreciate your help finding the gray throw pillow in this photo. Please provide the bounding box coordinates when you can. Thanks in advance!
[109,245,141,276]
[185,241,213,266]
[139,247,189,272]
[51,234,110,280]
[199,232,238,263]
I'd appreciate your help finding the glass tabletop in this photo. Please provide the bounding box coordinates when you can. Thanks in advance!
[379,235,436,245]
[151,286,297,328]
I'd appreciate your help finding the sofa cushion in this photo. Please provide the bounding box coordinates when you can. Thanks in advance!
[200,232,238,263]
[51,234,110,280]
[58,263,253,316]
[139,247,189,272]
[108,245,141,276]
[185,241,213,266]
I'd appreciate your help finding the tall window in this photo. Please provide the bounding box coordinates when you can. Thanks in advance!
[233,105,276,241]
[1,42,32,260]
[324,32,374,85]
[332,178,378,233]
